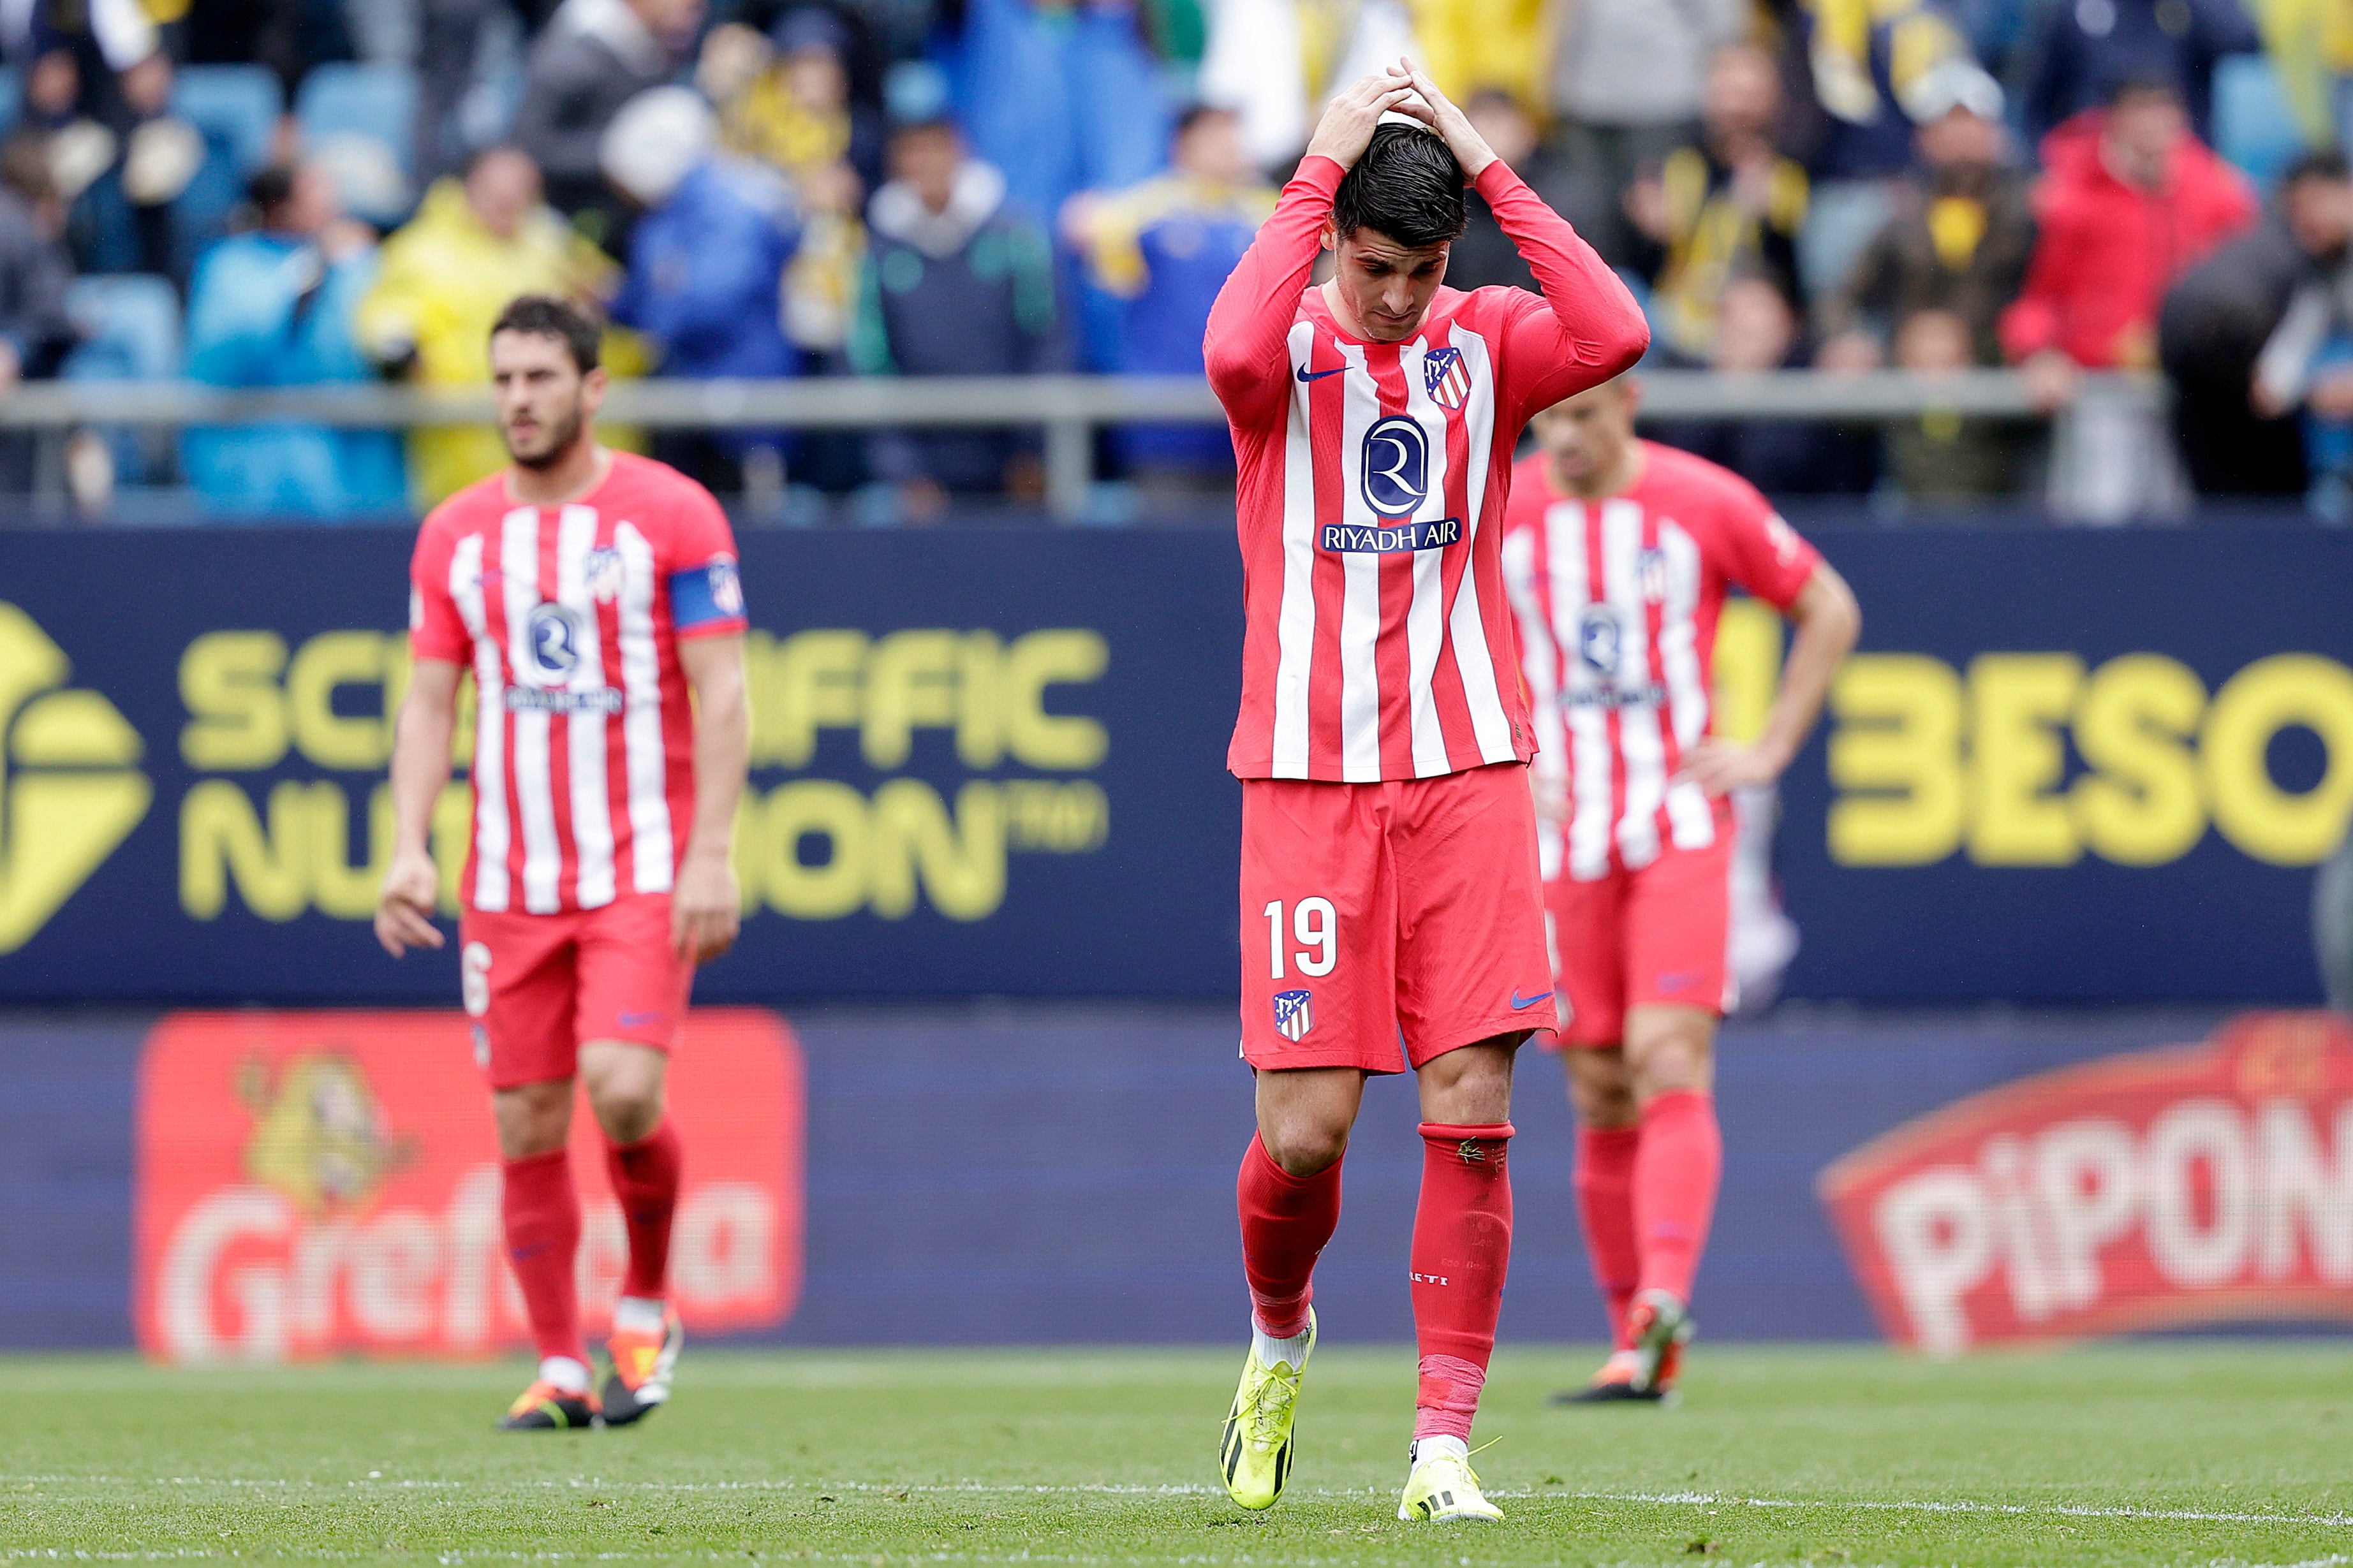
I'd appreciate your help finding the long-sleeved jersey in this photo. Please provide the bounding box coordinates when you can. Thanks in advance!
[1207,152,1649,782]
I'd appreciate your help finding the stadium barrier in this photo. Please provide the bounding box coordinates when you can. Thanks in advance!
[14,1004,2353,1354]
[0,369,2157,519]
[0,521,2345,1008]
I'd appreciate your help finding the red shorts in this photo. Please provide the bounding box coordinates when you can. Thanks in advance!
[1239,762,1554,1073]
[457,893,693,1090]
[1545,814,1736,1048]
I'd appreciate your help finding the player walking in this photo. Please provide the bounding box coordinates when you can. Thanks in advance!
[1206,61,1648,1522]
[1499,377,1858,1403]
[374,295,751,1432]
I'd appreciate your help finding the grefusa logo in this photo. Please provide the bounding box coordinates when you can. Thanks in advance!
[0,602,149,951]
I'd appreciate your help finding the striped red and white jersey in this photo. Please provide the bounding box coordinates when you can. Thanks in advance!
[408,451,749,915]
[1207,154,1648,782]
[1500,441,1820,883]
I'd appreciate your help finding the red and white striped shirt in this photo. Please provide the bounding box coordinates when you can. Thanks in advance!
[408,451,749,914]
[1207,154,1648,782]
[1500,441,1820,882]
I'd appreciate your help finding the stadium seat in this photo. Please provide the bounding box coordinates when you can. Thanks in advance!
[172,65,284,263]
[62,273,183,484]
[295,62,417,225]
[2213,52,2308,191]
[0,68,21,135]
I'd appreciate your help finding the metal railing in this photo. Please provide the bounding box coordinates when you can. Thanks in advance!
[0,369,2162,520]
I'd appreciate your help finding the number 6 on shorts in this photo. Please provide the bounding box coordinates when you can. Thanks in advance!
[1264,897,1338,980]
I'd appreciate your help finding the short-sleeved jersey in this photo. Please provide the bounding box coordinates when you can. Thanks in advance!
[1206,154,1649,783]
[409,451,748,915]
[1500,441,1820,883]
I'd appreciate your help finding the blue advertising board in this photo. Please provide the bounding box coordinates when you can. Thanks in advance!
[0,523,2347,1005]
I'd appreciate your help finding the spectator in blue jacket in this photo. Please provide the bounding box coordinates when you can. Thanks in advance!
[608,87,803,492]
[1063,103,1272,479]
[2019,0,2258,149]
[182,163,408,520]
[852,115,1061,518]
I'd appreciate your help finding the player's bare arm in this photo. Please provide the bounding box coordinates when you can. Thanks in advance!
[674,632,750,964]
[375,656,463,956]
[1677,562,1861,796]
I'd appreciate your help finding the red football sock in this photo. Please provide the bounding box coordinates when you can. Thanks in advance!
[500,1148,586,1368]
[605,1120,683,1302]
[1236,1132,1342,1338]
[1574,1124,1642,1349]
[1411,1122,1513,1442]
[1634,1090,1722,1305]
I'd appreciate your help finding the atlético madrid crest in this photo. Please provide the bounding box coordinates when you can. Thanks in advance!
[1273,988,1314,1042]
[1425,347,1470,412]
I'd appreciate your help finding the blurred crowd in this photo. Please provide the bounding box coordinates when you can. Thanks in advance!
[4,0,2353,520]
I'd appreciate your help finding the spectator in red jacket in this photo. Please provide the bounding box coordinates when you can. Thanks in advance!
[2000,74,2256,410]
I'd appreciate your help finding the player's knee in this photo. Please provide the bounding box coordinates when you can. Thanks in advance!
[493,1079,573,1159]
[1259,1116,1350,1177]
[1565,1051,1637,1128]
[1627,1027,1714,1103]
[580,1043,667,1142]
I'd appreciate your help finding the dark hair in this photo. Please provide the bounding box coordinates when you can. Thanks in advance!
[490,294,601,372]
[1174,101,1234,140]
[1332,122,1466,247]
[2285,149,2353,187]
[247,164,297,224]
[2104,70,2183,107]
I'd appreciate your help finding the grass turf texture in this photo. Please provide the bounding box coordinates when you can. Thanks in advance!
[5,1346,2351,1566]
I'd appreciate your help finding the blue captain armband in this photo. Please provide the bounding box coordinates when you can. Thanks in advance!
[671,555,748,634]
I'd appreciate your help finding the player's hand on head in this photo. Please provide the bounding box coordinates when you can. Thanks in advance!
[671,851,741,964]
[1304,68,1434,169]
[374,849,446,957]
[1674,738,1789,797]
[1390,58,1497,178]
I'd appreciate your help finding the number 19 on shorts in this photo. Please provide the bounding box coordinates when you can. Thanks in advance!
[1264,898,1337,980]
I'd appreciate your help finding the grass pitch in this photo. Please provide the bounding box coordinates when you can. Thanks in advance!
[4,1345,2350,1567]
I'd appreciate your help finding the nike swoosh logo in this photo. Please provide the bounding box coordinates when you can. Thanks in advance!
[1296,365,1346,383]
[1510,991,1553,1011]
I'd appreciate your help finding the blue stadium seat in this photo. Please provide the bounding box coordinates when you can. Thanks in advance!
[296,61,416,172]
[295,61,418,224]
[0,68,21,135]
[2213,52,2308,192]
[173,64,282,175]
[172,65,284,263]
[62,274,184,484]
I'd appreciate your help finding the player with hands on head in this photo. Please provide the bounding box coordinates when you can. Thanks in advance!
[1205,59,1649,1524]
[1501,374,1859,1404]
[376,293,751,1433]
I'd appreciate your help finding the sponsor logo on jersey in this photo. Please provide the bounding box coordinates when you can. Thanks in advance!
[1360,416,1429,516]
[0,603,151,955]
[1272,988,1314,1042]
[1424,346,1470,412]
[1577,605,1621,674]
[1321,518,1463,554]
[526,602,586,678]
[1819,1012,2353,1354]
[502,688,626,714]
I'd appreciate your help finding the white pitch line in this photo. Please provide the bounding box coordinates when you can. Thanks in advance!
[8,1474,2353,1530]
